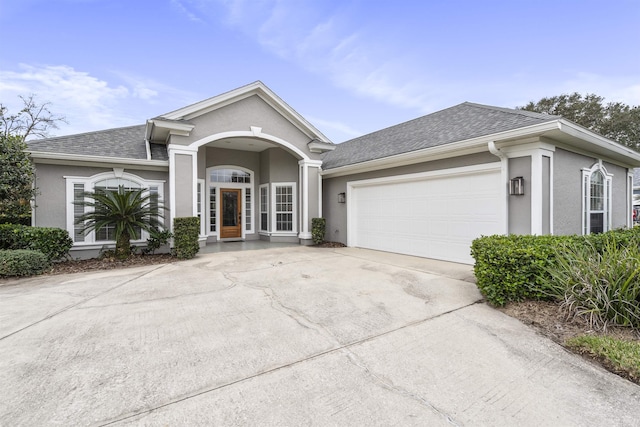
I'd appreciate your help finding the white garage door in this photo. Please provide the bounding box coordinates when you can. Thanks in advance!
[348,166,503,264]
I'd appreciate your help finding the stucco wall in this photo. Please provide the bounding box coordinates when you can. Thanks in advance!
[553,148,631,235]
[171,95,323,161]
[33,163,169,229]
[604,160,630,228]
[322,152,498,244]
[174,154,193,217]
[204,147,260,179]
[508,156,531,235]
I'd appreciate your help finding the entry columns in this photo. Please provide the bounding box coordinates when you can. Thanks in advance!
[168,144,198,231]
[298,159,323,242]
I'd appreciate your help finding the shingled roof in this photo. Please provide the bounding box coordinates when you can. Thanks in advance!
[26,124,168,161]
[322,102,561,170]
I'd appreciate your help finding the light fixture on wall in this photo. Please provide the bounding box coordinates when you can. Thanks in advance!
[510,177,525,196]
[338,192,346,203]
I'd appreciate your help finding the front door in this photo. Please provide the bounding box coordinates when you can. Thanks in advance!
[220,188,242,239]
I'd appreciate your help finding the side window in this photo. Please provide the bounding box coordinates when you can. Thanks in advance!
[582,164,612,235]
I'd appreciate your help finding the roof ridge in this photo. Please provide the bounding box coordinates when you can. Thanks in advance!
[462,101,561,121]
[28,124,145,143]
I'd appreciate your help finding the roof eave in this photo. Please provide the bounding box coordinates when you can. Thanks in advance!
[29,151,169,170]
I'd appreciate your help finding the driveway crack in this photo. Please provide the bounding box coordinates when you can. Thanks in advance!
[343,348,461,426]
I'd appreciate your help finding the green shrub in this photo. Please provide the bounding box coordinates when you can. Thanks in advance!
[173,217,200,259]
[0,249,50,277]
[311,218,326,245]
[0,224,72,261]
[540,235,640,330]
[143,229,173,255]
[471,234,563,306]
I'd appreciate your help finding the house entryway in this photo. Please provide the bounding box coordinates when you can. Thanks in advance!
[220,188,242,239]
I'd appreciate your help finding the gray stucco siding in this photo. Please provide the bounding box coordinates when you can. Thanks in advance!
[179,96,321,160]
[508,156,531,235]
[553,148,589,234]
[322,152,499,245]
[174,154,194,218]
[604,161,630,229]
[553,148,631,235]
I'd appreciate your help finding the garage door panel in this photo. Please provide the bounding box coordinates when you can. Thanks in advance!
[351,169,502,264]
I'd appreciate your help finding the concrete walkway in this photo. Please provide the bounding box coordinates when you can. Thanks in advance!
[0,247,638,426]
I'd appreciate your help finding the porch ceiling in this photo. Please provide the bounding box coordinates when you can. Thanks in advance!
[207,137,277,152]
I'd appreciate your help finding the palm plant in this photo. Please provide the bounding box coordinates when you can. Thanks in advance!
[74,186,164,259]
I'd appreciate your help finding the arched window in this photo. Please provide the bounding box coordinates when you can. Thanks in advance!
[65,171,165,245]
[582,163,612,234]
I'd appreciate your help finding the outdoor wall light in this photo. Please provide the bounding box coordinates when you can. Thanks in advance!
[338,192,346,203]
[510,177,525,196]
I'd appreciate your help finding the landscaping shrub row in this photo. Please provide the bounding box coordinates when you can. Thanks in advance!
[0,249,50,277]
[0,224,73,261]
[471,227,640,329]
[471,227,640,306]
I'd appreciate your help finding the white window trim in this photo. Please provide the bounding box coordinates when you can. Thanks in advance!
[271,182,297,236]
[206,165,254,239]
[259,184,269,234]
[64,171,165,247]
[197,179,206,237]
[582,161,613,235]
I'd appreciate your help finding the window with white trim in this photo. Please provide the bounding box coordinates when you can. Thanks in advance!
[272,183,297,233]
[65,172,165,245]
[582,163,612,234]
[260,185,269,232]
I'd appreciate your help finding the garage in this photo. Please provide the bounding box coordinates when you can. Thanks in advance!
[347,165,504,264]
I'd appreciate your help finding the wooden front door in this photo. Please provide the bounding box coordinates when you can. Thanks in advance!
[220,188,242,239]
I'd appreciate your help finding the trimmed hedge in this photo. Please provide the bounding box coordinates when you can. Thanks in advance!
[0,224,72,261]
[173,217,200,259]
[0,249,50,277]
[470,227,640,307]
[311,217,326,245]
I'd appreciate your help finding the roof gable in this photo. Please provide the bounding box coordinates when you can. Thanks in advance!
[157,81,331,143]
[322,102,560,170]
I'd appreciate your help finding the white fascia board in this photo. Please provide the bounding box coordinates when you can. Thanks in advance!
[322,121,566,178]
[321,140,488,178]
[557,120,640,164]
[29,151,169,170]
[308,141,336,153]
[149,119,195,135]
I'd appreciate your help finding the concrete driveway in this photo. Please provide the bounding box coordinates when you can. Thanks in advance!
[1,246,639,426]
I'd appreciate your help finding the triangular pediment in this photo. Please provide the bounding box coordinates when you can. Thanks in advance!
[157,81,331,143]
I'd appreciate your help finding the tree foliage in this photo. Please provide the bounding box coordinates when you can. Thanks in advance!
[74,187,165,259]
[0,95,66,224]
[0,94,67,140]
[519,93,640,151]
[0,134,36,224]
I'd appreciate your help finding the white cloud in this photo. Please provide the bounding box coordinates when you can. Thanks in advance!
[203,0,437,112]
[170,0,204,23]
[305,115,363,142]
[0,64,196,137]
[0,64,132,134]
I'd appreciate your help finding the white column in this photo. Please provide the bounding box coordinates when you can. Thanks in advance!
[168,144,199,231]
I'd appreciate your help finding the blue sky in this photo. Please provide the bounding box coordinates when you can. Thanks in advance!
[1,0,639,142]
